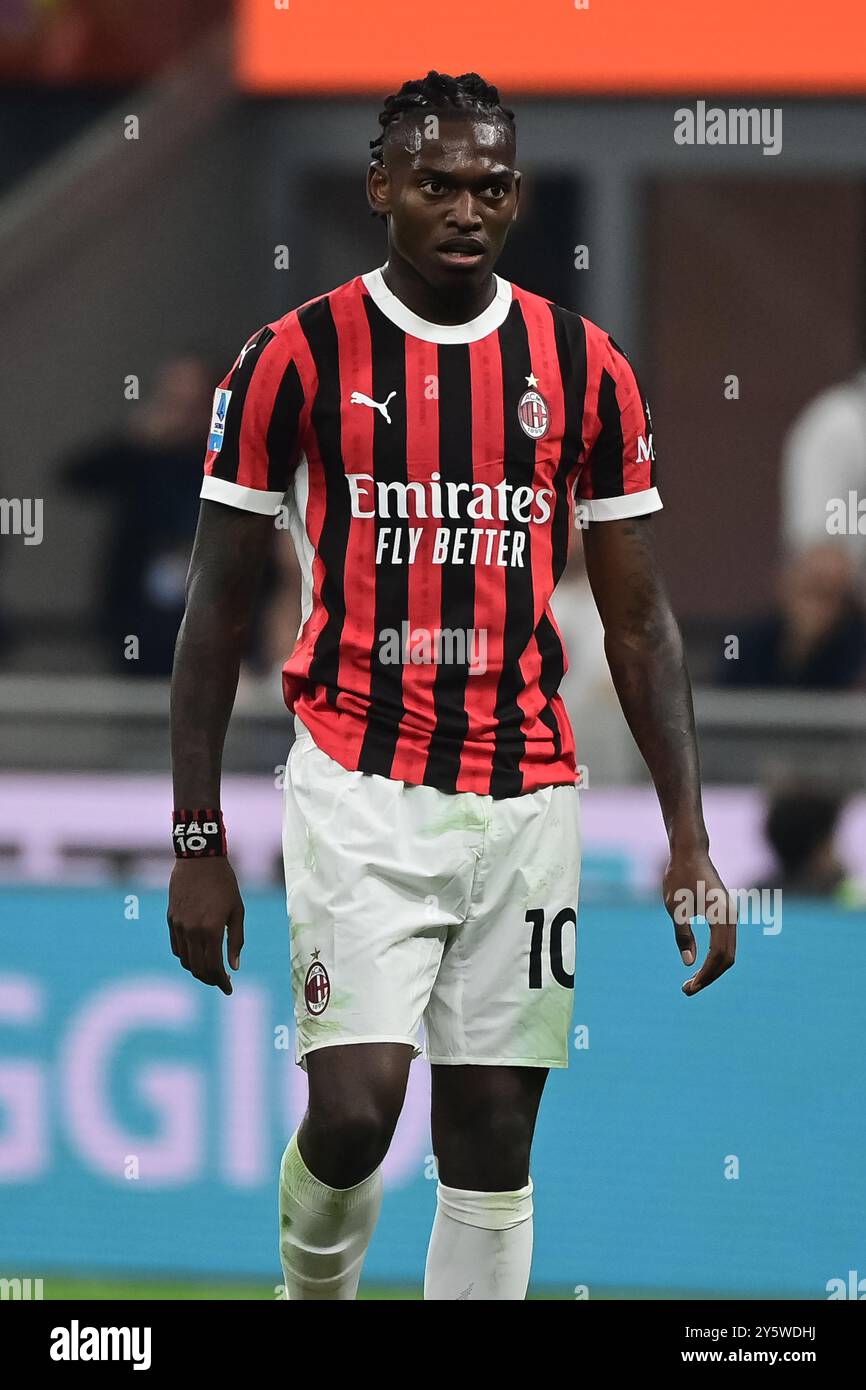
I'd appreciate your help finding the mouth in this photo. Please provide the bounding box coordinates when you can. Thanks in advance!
[436,239,486,268]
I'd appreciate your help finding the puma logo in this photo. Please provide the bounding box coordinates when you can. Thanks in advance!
[350,389,397,424]
[236,334,260,368]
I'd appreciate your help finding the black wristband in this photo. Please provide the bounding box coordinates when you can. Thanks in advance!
[172,809,227,858]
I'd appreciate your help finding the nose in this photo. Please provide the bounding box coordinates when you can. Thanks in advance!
[445,188,483,229]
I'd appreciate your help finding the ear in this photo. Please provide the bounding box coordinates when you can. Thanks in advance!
[366,160,390,217]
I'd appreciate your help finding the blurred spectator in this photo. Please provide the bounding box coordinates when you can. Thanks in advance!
[755,786,866,904]
[0,0,231,85]
[781,367,866,573]
[719,542,866,688]
[61,354,213,676]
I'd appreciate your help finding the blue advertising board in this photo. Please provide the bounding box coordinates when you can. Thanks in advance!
[1,888,863,1297]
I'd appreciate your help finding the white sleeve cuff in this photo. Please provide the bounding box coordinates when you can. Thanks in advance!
[200,474,286,515]
[575,487,663,522]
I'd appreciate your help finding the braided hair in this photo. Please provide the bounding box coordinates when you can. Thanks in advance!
[369,70,516,167]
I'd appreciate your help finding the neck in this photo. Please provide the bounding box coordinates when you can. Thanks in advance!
[381,247,497,325]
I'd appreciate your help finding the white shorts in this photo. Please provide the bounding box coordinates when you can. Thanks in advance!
[282,716,582,1070]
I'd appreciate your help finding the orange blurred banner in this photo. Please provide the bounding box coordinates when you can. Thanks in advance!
[236,0,866,95]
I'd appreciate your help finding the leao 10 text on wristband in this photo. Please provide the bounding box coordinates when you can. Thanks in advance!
[172,810,227,858]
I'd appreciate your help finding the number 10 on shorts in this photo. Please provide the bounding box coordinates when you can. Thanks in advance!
[525,908,576,989]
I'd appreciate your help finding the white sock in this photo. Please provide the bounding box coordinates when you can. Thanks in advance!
[278,1131,383,1300]
[424,1178,534,1300]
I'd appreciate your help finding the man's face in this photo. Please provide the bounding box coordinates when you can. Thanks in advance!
[367,113,520,292]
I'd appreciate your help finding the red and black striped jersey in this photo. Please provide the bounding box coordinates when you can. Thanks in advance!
[201,266,662,796]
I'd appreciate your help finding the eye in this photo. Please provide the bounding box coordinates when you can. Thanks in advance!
[487,183,508,199]
[420,179,447,195]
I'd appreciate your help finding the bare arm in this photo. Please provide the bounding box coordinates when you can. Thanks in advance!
[582,514,736,994]
[171,500,274,803]
[582,514,704,848]
[168,499,275,993]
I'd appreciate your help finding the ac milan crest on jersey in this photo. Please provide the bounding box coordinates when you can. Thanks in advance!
[517,388,550,439]
[304,957,330,1015]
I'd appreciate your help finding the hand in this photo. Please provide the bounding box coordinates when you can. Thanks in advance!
[167,858,245,995]
[662,848,737,996]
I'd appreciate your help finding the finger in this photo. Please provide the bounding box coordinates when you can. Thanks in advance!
[186,932,211,985]
[166,912,181,960]
[186,926,231,994]
[227,901,245,972]
[202,930,233,995]
[174,926,192,972]
[683,962,724,995]
[682,935,736,996]
[673,919,697,967]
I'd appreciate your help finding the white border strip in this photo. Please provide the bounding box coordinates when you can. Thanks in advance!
[200,474,286,515]
[576,487,663,521]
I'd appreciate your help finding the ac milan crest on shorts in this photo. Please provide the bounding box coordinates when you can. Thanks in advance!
[303,956,330,1015]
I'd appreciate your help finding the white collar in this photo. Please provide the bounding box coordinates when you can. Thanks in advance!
[361,264,513,344]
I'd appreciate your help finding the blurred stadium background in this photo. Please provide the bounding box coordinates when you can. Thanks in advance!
[1,0,865,1300]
